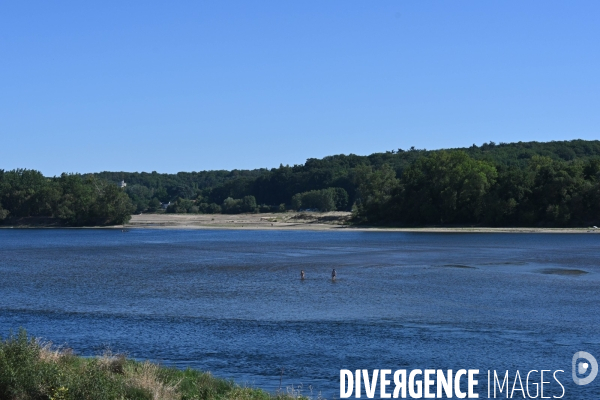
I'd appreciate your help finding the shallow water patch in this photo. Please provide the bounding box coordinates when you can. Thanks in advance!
[537,268,588,276]
[437,264,476,269]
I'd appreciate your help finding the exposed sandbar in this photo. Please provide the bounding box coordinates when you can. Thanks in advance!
[124,212,600,233]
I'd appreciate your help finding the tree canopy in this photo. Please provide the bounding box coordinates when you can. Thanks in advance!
[3,139,600,227]
[0,170,133,226]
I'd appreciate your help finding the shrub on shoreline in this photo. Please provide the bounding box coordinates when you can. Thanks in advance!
[0,329,308,400]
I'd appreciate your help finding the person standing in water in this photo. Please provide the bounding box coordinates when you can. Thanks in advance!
[331,268,337,281]
[300,270,305,280]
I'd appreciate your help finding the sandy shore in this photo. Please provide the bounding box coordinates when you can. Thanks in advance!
[126,211,352,230]
[125,212,599,233]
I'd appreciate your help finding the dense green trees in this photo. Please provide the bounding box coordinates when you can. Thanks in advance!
[221,195,258,214]
[3,140,600,226]
[394,151,498,224]
[353,151,600,227]
[0,170,133,226]
[92,140,600,216]
[291,187,348,211]
[353,164,399,220]
[165,195,258,214]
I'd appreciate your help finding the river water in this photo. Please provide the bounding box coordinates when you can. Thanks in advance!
[0,229,598,398]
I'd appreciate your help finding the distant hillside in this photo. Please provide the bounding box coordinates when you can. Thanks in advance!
[92,140,600,219]
[2,139,600,226]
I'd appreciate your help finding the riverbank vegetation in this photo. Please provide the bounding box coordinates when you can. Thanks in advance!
[0,171,133,226]
[2,140,600,227]
[355,150,600,226]
[95,139,600,226]
[0,330,306,400]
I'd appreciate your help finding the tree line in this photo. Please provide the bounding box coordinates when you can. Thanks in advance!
[354,151,600,226]
[0,170,133,226]
[2,140,600,226]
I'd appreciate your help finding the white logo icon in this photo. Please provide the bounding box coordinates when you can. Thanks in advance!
[572,351,598,385]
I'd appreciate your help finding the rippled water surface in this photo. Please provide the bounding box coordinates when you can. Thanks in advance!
[1,229,599,398]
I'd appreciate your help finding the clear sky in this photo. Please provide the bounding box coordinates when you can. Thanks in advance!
[1,1,599,176]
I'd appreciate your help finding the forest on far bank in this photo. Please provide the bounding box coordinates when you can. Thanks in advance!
[2,139,600,227]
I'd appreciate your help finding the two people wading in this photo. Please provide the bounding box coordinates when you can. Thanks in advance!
[300,269,336,281]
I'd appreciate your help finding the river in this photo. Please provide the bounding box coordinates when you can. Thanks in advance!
[0,229,598,398]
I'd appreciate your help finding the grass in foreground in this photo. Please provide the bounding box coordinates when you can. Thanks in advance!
[0,330,312,400]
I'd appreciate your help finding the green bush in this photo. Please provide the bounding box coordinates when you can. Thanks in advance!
[291,188,348,211]
[222,196,258,214]
[0,329,309,400]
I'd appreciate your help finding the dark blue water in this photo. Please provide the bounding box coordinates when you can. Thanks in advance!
[0,229,599,398]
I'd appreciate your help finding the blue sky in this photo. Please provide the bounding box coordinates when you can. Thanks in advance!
[1,1,599,176]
